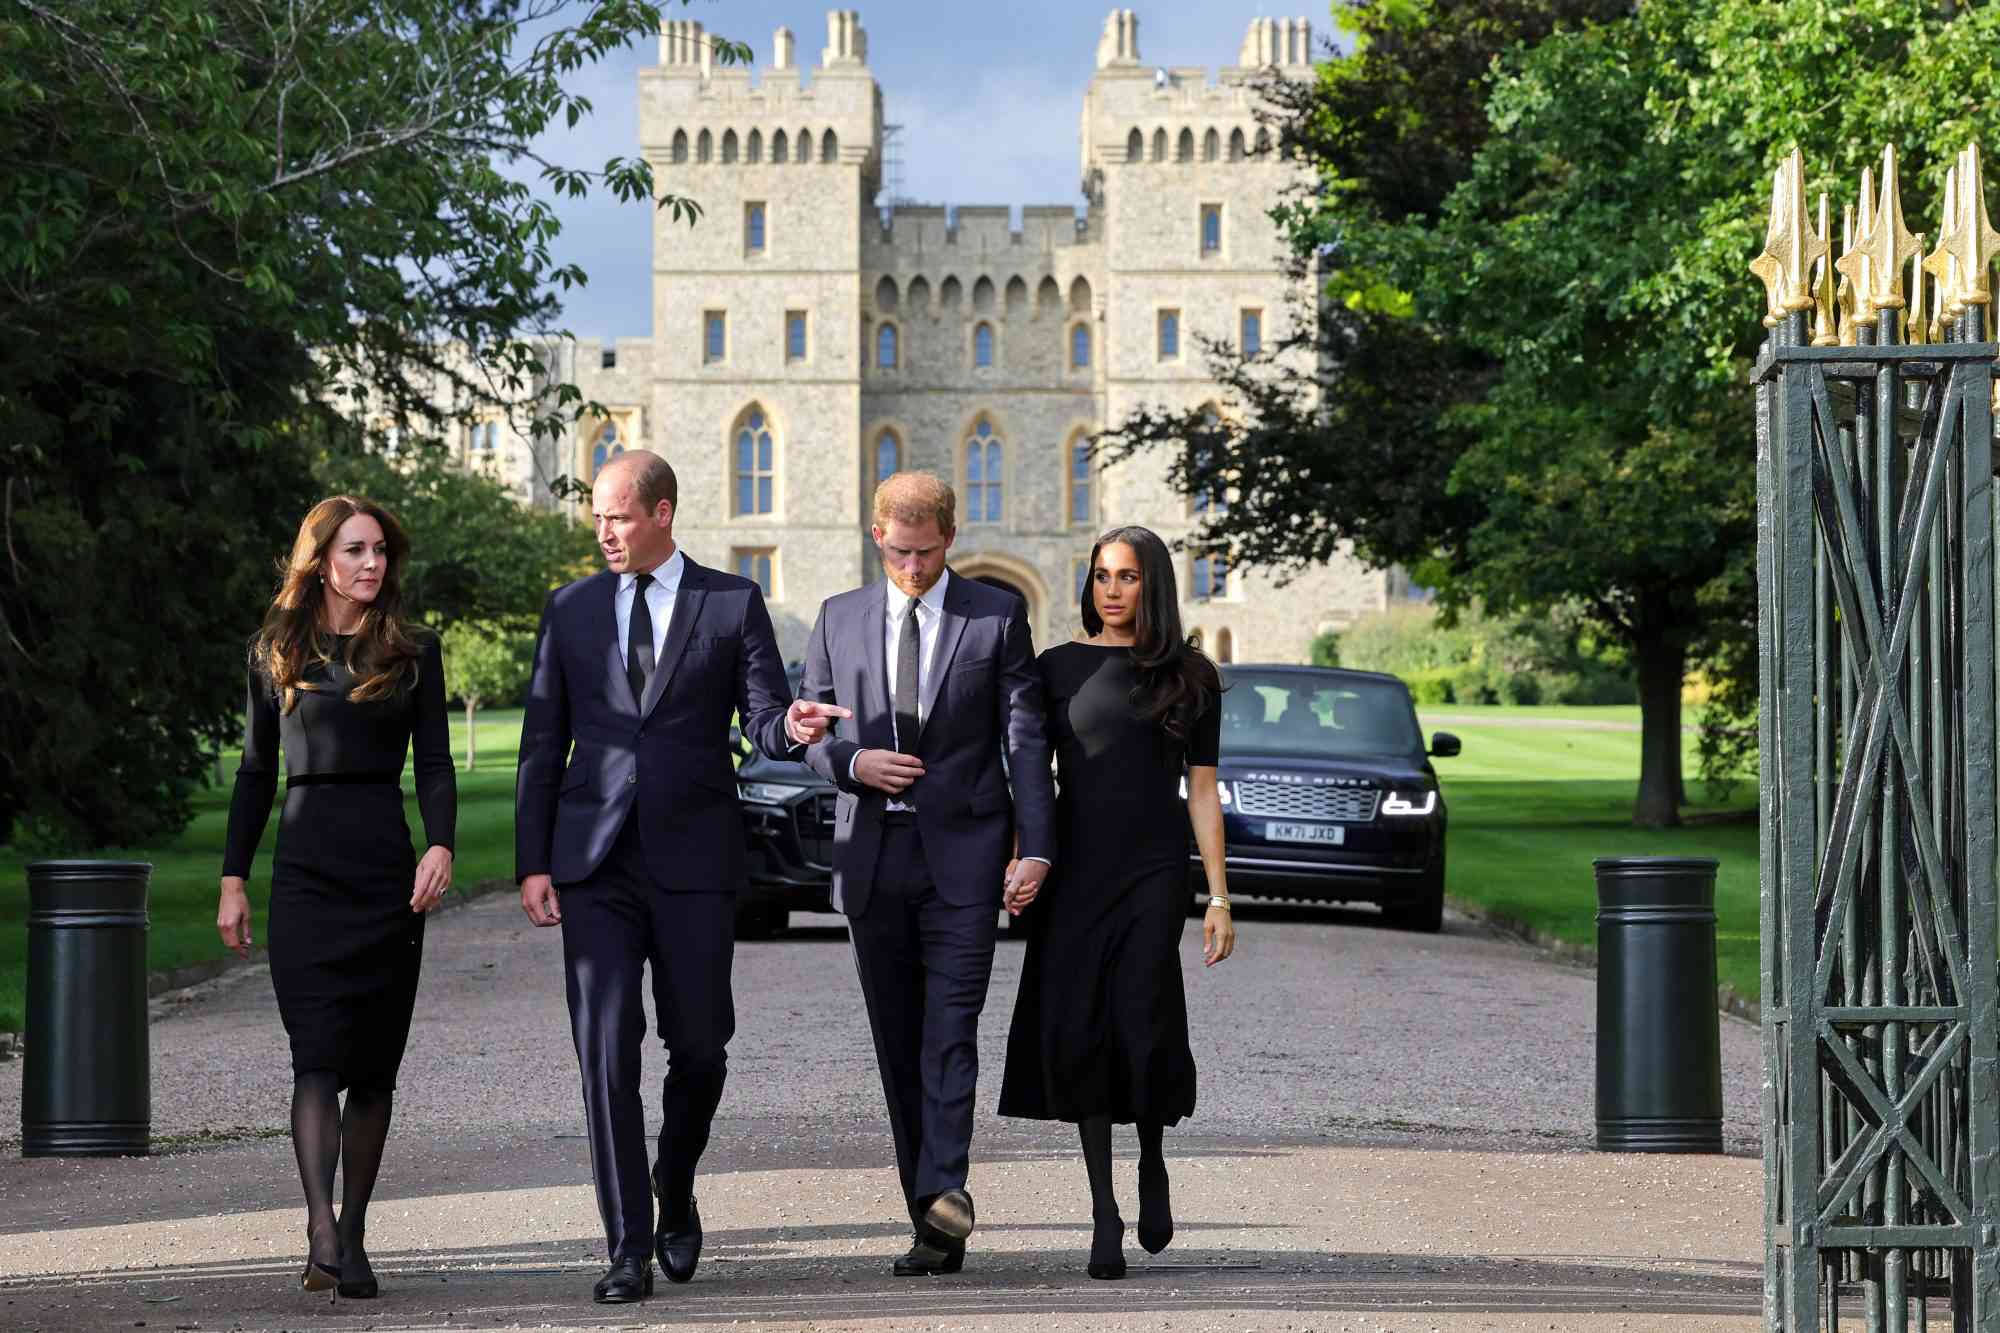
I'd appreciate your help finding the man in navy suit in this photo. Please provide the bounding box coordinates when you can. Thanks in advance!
[791,471,1057,1275]
[516,450,842,1303]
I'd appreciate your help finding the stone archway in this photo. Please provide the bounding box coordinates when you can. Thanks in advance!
[954,553,1049,643]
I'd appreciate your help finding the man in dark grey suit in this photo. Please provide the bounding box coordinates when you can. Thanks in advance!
[516,450,840,1304]
[790,471,1057,1275]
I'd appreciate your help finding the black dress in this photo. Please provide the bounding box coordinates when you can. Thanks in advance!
[221,633,455,1090]
[998,641,1219,1125]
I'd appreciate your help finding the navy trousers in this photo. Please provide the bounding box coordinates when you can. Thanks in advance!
[560,816,735,1262]
[848,820,998,1222]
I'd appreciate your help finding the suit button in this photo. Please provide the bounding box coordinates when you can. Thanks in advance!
[628,774,638,785]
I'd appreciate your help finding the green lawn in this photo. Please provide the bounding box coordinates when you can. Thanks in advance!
[0,708,528,1033]
[1418,707,1758,1003]
[0,703,1760,1033]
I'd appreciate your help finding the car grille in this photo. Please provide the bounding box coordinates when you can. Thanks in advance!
[1235,781,1380,823]
[794,792,837,871]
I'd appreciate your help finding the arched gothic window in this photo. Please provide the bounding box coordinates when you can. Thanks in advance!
[876,323,899,370]
[1192,408,1227,517]
[964,418,1003,524]
[1126,129,1144,163]
[973,322,995,368]
[1071,323,1092,369]
[671,130,689,164]
[795,128,811,163]
[721,129,738,163]
[1203,128,1219,162]
[747,129,762,163]
[732,407,776,516]
[696,129,712,163]
[1151,128,1168,162]
[874,429,900,484]
[1068,435,1092,526]
[1177,128,1194,162]
[821,129,839,162]
[1228,128,1246,161]
[591,420,625,477]
[772,129,788,162]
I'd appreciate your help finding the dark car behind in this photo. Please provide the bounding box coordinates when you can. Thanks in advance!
[1197,665,1458,931]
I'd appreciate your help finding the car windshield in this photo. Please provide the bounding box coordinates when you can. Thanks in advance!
[1217,670,1423,758]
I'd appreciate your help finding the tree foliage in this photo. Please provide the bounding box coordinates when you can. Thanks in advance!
[0,0,739,848]
[440,621,534,770]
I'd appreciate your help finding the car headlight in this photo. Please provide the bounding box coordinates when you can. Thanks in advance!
[1176,777,1232,805]
[1381,789,1438,817]
[738,781,811,806]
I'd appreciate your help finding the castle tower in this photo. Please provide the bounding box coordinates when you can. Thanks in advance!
[636,12,884,640]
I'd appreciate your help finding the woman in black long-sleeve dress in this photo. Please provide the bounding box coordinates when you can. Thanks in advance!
[998,524,1236,1279]
[217,495,456,1301]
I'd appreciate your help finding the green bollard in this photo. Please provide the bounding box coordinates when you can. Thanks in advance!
[22,860,153,1156]
[1593,856,1723,1153]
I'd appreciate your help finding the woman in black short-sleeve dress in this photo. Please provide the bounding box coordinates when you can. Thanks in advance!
[217,495,455,1302]
[999,524,1236,1280]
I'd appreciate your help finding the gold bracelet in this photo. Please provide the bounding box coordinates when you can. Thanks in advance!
[1206,896,1232,912]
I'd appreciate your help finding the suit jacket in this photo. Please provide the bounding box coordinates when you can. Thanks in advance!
[514,557,793,890]
[798,572,1056,914]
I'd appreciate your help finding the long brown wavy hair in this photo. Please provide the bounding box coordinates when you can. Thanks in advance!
[1079,525,1222,741]
[252,496,423,712]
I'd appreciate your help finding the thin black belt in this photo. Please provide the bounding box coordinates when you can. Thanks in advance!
[286,771,402,787]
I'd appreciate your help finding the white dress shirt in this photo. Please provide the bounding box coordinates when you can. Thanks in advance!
[615,547,685,671]
[855,570,951,807]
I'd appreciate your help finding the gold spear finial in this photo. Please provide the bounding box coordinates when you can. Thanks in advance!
[1836,165,1879,329]
[1908,245,1929,344]
[1810,192,1839,346]
[1946,144,2000,306]
[1857,144,1924,311]
[1923,163,1962,328]
[1750,148,1823,323]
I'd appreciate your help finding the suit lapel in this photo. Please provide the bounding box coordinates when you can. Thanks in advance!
[861,580,891,748]
[588,571,631,712]
[918,572,971,738]
[641,556,706,720]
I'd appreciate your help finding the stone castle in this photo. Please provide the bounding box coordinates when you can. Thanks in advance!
[468,8,1392,663]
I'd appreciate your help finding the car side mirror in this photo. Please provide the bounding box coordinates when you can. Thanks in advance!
[1430,731,1462,758]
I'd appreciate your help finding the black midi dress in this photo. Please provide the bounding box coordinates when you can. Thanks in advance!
[998,641,1219,1126]
[221,634,455,1090]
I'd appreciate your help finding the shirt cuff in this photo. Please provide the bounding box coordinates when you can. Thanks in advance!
[1020,855,1051,867]
[847,749,866,783]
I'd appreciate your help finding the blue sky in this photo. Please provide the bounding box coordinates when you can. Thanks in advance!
[526,1,1324,337]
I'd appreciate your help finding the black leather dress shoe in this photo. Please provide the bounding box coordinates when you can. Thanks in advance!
[591,1256,653,1304]
[922,1188,976,1242]
[892,1233,966,1277]
[656,1196,702,1284]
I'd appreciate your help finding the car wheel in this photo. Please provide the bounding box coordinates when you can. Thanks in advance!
[1385,864,1445,934]
[734,903,785,940]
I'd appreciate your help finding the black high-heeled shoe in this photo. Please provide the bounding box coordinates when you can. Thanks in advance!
[336,1234,378,1300]
[1087,1210,1126,1280]
[300,1259,341,1301]
[1137,1156,1174,1255]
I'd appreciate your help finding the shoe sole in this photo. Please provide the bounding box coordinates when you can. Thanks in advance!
[923,1191,975,1241]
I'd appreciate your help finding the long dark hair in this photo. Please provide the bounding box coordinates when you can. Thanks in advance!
[1080,525,1221,740]
[252,495,423,712]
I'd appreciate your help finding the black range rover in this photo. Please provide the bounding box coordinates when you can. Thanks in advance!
[1196,665,1459,932]
[732,733,837,939]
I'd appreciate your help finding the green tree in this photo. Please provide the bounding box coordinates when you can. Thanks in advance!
[441,623,533,770]
[0,0,741,848]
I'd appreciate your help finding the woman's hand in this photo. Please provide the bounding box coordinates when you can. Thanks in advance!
[1001,858,1025,914]
[1202,902,1235,967]
[217,877,253,959]
[412,845,454,913]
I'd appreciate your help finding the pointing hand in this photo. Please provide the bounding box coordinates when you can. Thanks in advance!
[787,699,853,746]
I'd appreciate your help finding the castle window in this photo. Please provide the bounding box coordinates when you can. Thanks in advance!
[821,129,839,163]
[1074,558,1090,602]
[785,311,808,362]
[1192,408,1227,516]
[1254,127,1272,156]
[1157,309,1180,361]
[772,129,788,162]
[964,418,1004,524]
[672,130,689,164]
[601,347,618,369]
[747,129,763,163]
[704,311,727,364]
[1192,555,1229,601]
[591,420,625,477]
[875,429,900,483]
[1151,128,1168,162]
[1214,628,1235,662]
[876,322,899,370]
[1229,128,1246,161]
[732,547,776,597]
[1177,128,1194,162]
[697,129,712,163]
[745,202,766,254]
[721,129,738,164]
[1071,323,1092,369]
[1203,128,1220,162]
[1126,129,1144,164]
[795,127,811,163]
[1241,308,1262,355]
[732,407,775,516]
[1068,436,1093,526]
[974,322,994,368]
[1201,204,1222,255]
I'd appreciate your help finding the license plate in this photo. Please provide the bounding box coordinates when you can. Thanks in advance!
[1266,822,1345,845]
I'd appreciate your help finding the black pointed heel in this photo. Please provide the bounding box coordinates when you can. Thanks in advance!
[1087,1210,1126,1280]
[1137,1157,1174,1255]
[301,1260,341,1302]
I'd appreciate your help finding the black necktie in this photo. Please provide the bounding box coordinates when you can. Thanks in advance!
[895,595,921,750]
[627,572,656,707]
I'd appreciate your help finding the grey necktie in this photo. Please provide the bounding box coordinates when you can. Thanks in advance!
[627,573,656,707]
[895,595,921,749]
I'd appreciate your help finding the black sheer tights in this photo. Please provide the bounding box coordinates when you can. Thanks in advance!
[290,1073,395,1271]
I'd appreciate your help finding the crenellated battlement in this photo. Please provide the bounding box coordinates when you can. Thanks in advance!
[641,11,881,160]
[864,205,1097,260]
